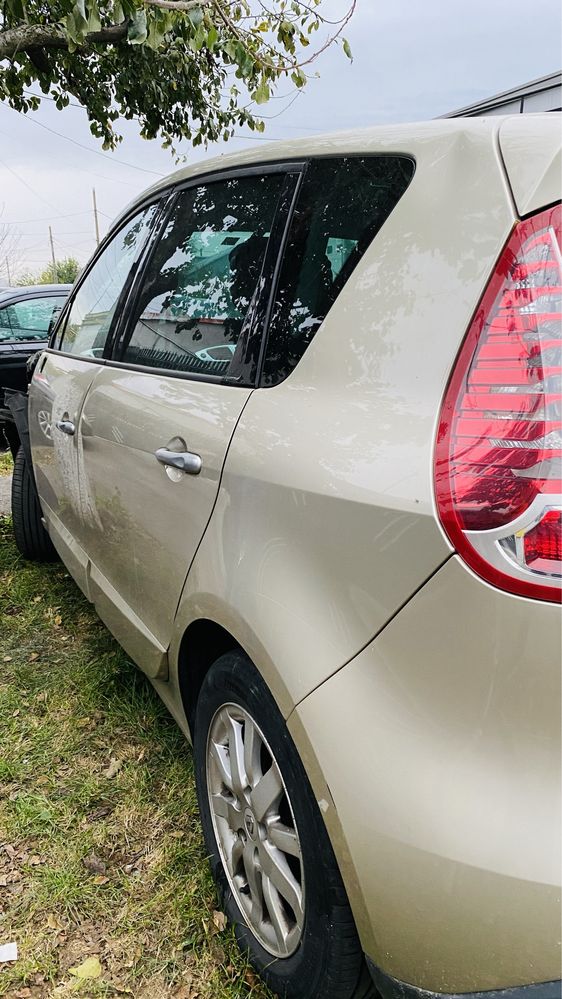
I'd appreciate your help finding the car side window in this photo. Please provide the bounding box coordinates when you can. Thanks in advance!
[0,304,14,340]
[58,204,158,358]
[0,297,66,342]
[118,173,284,379]
[261,156,415,386]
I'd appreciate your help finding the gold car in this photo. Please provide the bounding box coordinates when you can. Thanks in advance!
[11,114,562,999]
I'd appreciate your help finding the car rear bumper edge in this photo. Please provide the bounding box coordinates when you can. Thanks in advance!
[367,960,562,999]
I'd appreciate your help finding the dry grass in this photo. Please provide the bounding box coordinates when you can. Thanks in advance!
[0,518,274,999]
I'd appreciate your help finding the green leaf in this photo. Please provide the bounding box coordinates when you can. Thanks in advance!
[342,37,353,61]
[7,0,27,19]
[188,7,204,27]
[146,12,173,50]
[73,0,88,33]
[87,1,102,34]
[291,68,306,88]
[128,9,147,44]
[253,77,270,105]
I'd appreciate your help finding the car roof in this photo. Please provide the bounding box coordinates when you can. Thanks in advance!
[113,114,560,230]
[0,284,72,304]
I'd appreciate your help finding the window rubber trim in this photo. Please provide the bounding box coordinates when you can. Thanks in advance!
[254,164,307,386]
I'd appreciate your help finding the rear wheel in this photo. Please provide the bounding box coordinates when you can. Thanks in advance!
[11,447,58,562]
[193,650,374,999]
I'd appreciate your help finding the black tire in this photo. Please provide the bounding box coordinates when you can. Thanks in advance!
[193,650,374,999]
[11,447,58,562]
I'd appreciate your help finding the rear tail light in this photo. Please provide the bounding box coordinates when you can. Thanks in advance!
[435,204,561,603]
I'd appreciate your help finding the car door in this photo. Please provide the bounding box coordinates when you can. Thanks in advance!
[74,168,299,679]
[28,203,161,592]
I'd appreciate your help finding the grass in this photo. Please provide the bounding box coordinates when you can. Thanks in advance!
[0,517,274,999]
[0,451,13,476]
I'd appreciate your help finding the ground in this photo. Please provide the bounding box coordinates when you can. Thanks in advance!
[0,495,274,999]
[0,450,11,515]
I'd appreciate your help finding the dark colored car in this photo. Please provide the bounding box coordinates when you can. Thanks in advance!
[0,284,71,449]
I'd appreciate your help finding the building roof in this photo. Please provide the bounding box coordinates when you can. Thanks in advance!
[443,71,562,117]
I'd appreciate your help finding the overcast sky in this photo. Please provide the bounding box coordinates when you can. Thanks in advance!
[0,0,560,279]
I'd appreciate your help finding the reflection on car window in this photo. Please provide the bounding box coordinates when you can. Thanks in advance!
[0,296,67,343]
[119,174,284,378]
[59,204,158,358]
[262,156,415,386]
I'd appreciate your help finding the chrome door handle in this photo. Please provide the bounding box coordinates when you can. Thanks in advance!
[55,419,75,436]
[155,447,202,476]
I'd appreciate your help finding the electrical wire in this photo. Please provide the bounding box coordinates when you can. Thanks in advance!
[0,211,94,226]
[6,104,165,177]
[0,154,66,216]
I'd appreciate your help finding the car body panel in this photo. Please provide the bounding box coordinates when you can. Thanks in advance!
[170,121,516,712]
[290,554,562,992]
[499,114,562,216]
[75,367,252,678]
[28,352,101,594]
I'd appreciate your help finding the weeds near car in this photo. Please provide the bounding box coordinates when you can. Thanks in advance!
[0,518,273,998]
[0,451,13,476]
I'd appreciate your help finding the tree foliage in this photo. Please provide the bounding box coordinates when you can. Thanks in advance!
[0,1,355,151]
[17,255,80,284]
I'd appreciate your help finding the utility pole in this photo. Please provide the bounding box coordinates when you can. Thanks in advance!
[5,257,11,285]
[92,187,100,247]
[49,226,58,281]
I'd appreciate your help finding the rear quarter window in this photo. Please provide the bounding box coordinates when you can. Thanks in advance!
[261,155,415,386]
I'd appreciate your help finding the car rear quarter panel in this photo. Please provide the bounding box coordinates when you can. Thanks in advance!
[499,113,562,217]
[170,122,517,716]
[290,556,562,991]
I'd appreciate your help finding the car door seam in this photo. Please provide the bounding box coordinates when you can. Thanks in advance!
[171,388,256,628]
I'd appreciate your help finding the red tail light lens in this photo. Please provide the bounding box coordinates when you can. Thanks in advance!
[435,204,561,603]
[523,510,562,570]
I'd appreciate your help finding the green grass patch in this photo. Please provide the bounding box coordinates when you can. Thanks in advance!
[0,518,273,998]
[0,450,13,476]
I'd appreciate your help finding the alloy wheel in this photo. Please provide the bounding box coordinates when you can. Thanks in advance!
[206,702,305,958]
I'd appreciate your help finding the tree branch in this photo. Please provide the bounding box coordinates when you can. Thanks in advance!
[142,0,211,9]
[0,21,129,62]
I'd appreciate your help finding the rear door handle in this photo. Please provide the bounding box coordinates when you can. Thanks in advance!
[55,419,75,436]
[155,447,202,476]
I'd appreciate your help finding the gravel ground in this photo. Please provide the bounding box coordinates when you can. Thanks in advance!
[0,474,11,516]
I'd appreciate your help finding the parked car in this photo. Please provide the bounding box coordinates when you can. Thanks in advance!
[0,284,71,450]
[8,115,561,999]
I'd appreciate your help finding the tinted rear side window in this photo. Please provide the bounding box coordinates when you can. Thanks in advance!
[261,156,414,386]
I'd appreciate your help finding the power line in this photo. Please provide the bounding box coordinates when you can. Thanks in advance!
[6,104,164,177]
[0,154,66,216]
[17,230,95,236]
[0,211,93,225]
[23,89,88,111]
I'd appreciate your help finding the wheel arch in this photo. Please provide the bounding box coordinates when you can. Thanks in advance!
[176,618,243,730]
